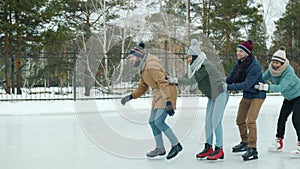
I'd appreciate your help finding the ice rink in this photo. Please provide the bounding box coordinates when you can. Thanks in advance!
[0,95,299,169]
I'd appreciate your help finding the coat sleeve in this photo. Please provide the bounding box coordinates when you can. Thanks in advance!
[268,68,294,92]
[178,74,197,85]
[131,78,149,99]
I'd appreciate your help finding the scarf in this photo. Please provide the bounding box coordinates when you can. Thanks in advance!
[232,54,254,83]
[188,52,207,78]
[269,59,289,77]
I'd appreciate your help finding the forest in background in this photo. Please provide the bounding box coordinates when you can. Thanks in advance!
[0,0,299,96]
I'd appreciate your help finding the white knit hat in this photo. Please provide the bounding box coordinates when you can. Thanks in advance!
[272,46,286,63]
[186,39,202,56]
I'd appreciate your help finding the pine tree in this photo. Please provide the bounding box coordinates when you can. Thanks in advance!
[271,0,300,76]
[0,0,61,94]
[208,0,264,53]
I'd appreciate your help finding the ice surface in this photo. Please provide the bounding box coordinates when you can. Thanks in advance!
[0,95,299,169]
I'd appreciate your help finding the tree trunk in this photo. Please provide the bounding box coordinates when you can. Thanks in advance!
[15,9,22,95]
[187,0,191,38]
[4,31,11,94]
[16,57,21,94]
[84,66,92,96]
[11,57,15,94]
[4,4,11,94]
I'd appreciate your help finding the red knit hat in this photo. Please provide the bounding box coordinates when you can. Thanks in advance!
[237,40,253,56]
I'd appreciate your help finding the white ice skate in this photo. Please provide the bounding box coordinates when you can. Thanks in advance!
[268,138,283,152]
[289,145,300,158]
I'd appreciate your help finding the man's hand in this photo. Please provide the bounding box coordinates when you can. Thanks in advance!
[165,101,175,116]
[121,94,133,105]
[254,82,269,91]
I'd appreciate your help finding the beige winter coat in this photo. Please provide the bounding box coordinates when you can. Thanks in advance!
[131,53,177,109]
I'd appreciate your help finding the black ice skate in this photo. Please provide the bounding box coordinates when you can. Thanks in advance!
[232,142,248,152]
[242,147,258,161]
[166,143,183,161]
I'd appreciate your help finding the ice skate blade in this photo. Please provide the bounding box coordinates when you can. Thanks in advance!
[232,149,247,153]
[243,156,258,161]
[268,148,283,152]
[166,150,184,162]
[207,157,224,162]
[146,155,166,160]
[207,159,224,163]
[289,152,300,158]
[207,155,224,161]
[196,157,207,160]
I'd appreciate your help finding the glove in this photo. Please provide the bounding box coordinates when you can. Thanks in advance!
[254,82,269,91]
[168,77,178,85]
[121,94,133,105]
[165,101,175,116]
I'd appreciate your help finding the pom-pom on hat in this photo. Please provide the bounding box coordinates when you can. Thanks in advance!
[237,40,253,56]
[272,46,286,63]
[186,39,202,57]
[129,42,146,58]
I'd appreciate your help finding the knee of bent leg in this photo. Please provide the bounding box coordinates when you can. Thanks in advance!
[154,119,164,127]
[149,120,156,128]
[246,118,256,127]
[154,119,169,131]
[236,118,245,126]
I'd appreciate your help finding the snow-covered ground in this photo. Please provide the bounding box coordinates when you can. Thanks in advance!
[0,95,299,169]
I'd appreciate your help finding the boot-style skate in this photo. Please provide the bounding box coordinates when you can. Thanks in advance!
[196,143,213,159]
[207,146,224,160]
[268,137,283,152]
[242,147,258,161]
[166,143,184,161]
[290,142,300,158]
[232,142,248,152]
[146,148,166,159]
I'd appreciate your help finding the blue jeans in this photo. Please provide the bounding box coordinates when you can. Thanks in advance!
[205,91,229,147]
[148,108,179,148]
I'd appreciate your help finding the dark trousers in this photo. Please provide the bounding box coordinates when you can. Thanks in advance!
[276,96,300,142]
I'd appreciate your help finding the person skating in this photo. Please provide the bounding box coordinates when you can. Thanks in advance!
[178,39,228,160]
[121,42,183,161]
[226,40,266,161]
[254,47,300,158]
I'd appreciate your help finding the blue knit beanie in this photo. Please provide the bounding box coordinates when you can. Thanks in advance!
[129,42,146,58]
